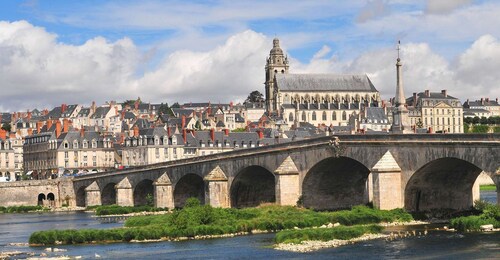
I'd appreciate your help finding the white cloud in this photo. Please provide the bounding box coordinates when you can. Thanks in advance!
[0,20,139,111]
[0,20,499,113]
[356,0,390,23]
[426,0,472,14]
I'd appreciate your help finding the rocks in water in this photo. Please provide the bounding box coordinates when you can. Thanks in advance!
[480,224,494,231]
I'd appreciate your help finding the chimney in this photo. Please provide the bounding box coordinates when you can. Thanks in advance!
[230,101,233,110]
[115,106,119,115]
[0,129,6,140]
[257,130,264,139]
[55,120,62,137]
[167,127,171,137]
[210,128,215,141]
[63,118,70,133]
[485,98,489,102]
[481,98,484,105]
[466,99,469,106]
[120,133,125,144]
[181,115,186,129]
[133,125,139,137]
[413,93,417,105]
[61,104,67,113]
[441,90,447,97]
[28,128,33,136]
[182,128,187,143]
[27,111,32,120]
[425,90,430,97]
[207,106,212,115]
[80,127,85,138]
[47,120,53,130]
[496,98,498,103]
[121,109,125,120]
[223,128,229,136]
[36,121,43,133]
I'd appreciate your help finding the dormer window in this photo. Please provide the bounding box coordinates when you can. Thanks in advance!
[73,140,78,149]
[64,141,69,149]
[82,140,88,149]
[91,139,97,148]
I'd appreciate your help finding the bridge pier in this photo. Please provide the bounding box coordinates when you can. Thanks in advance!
[204,166,229,208]
[85,181,101,207]
[116,177,134,206]
[274,156,300,206]
[154,173,174,209]
[371,151,403,210]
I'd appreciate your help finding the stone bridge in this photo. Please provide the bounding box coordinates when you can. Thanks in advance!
[1,134,499,211]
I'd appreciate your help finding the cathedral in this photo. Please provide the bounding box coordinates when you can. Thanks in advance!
[264,38,381,128]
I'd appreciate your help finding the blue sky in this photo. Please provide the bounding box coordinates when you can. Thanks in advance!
[0,0,499,111]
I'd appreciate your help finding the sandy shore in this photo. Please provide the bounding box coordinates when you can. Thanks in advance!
[275,233,389,253]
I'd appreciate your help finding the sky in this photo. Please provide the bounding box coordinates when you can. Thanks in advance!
[0,0,499,111]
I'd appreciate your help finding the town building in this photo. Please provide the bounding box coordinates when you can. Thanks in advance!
[463,98,500,118]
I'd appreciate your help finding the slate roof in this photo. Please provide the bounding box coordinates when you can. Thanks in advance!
[90,107,111,119]
[275,74,378,92]
[77,108,91,117]
[464,100,500,108]
[364,107,388,121]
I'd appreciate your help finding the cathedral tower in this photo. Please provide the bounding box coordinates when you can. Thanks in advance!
[265,38,289,113]
[391,41,412,133]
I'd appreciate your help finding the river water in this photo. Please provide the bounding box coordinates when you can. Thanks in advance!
[0,191,498,259]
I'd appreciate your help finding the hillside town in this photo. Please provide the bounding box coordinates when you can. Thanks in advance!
[0,39,498,182]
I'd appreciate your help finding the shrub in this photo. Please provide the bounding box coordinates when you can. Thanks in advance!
[275,225,382,244]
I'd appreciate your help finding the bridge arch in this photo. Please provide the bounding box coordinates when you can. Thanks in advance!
[75,186,86,207]
[133,179,154,206]
[174,174,205,208]
[101,182,117,205]
[405,157,484,211]
[302,156,370,210]
[230,165,275,208]
[37,193,46,206]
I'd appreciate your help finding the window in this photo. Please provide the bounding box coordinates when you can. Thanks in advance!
[332,112,337,121]
[82,140,88,149]
[73,140,78,149]
[64,141,69,149]
[312,112,316,121]
[91,139,97,149]
[322,111,327,121]
[342,111,347,121]
[301,111,306,121]
[289,113,294,122]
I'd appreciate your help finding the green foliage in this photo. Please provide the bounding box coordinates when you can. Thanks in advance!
[244,90,265,104]
[92,205,167,216]
[275,225,382,244]
[232,127,247,132]
[184,197,201,208]
[480,185,496,191]
[0,205,45,213]
[450,201,500,231]
[29,203,413,246]
[145,194,154,207]
[1,122,11,132]
[464,124,471,133]
[472,125,490,133]
[493,126,500,133]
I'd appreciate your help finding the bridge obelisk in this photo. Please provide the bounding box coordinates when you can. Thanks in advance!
[391,41,412,134]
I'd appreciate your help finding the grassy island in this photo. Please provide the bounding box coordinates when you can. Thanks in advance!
[450,201,500,231]
[87,205,168,216]
[30,199,413,246]
[0,205,48,213]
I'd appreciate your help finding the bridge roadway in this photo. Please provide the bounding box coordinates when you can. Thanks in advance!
[1,134,499,211]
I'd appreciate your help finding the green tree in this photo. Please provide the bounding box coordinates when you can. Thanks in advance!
[194,121,202,130]
[244,90,265,104]
[1,123,11,132]
[480,117,488,124]
[472,116,480,124]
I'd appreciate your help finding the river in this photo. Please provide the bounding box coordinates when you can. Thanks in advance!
[0,191,498,259]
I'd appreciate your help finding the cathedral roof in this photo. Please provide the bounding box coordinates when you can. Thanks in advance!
[275,74,377,92]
